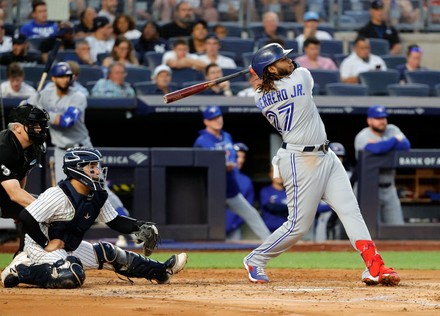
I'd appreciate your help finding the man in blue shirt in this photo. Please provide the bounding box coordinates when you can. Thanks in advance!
[20,1,58,38]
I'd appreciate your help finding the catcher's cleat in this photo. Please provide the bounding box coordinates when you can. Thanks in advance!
[156,253,188,284]
[243,259,269,283]
[362,266,400,286]
[1,252,30,287]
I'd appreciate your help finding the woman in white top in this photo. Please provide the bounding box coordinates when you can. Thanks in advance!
[102,35,140,68]
[113,14,141,40]
[0,62,36,97]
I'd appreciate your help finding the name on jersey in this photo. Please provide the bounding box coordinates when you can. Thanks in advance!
[256,84,303,109]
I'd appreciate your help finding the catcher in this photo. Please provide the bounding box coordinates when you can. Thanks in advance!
[1,147,187,289]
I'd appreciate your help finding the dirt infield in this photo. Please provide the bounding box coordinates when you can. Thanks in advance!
[0,269,439,316]
[0,240,439,315]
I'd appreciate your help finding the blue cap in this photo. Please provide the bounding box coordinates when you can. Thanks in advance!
[203,105,222,120]
[304,11,319,22]
[233,142,249,152]
[367,105,388,118]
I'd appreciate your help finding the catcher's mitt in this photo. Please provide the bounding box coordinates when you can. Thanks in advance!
[133,222,160,256]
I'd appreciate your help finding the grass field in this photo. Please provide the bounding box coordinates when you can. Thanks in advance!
[1,251,440,270]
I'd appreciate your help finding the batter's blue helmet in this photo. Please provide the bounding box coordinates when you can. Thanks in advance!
[251,43,293,78]
[329,142,346,156]
[63,147,108,191]
[51,62,73,77]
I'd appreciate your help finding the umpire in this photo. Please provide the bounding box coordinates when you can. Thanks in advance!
[0,103,49,254]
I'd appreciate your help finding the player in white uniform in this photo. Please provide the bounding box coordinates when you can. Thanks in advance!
[243,43,400,286]
[1,147,187,289]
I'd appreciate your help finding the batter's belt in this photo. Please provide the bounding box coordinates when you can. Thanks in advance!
[281,140,329,153]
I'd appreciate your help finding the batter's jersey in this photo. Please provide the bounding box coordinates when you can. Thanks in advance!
[28,87,92,149]
[0,129,38,218]
[25,185,118,240]
[254,67,327,146]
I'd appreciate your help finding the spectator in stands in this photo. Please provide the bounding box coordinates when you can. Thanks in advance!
[102,35,139,68]
[159,1,195,39]
[197,34,236,69]
[74,7,97,39]
[256,0,305,23]
[396,44,426,83]
[113,14,141,41]
[200,63,232,96]
[188,19,208,54]
[259,166,288,233]
[40,21,75,63]
[213,24,228,39]
[383,0,421,25]
[98,0,118,24]
[162,38,206,72]
[44,61,90,96]
[68,0,86,21]
[85,16,115,63]
[237,72,261,97]
[225,142,254,240]
[0,18,12,53]
[259,11,286,41]
[148,64,175,95]
[134,21,170,65]
[20,0,58,38]
[194,0,219,22]
[357,0,401,55]
[151,0,174,23]
[70,39,97,66]
[0,62,36,96]
[296,11,333,53]
[294,37,337,70]
[91,62,135,97]
[0,33,43,66]
[339,36,387,84]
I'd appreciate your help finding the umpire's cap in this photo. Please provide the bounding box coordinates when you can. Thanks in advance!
[51,62,73,77]
[251,43,293,78]
[203,105,222,120]
[367,105,388,118]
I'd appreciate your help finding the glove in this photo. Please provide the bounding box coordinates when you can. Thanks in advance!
[133,222,160,256]
[59,106,81,128]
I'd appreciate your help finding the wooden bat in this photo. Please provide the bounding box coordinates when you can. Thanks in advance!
[163,67,251,104]
[49,156,56,187]
[37,38,62,92]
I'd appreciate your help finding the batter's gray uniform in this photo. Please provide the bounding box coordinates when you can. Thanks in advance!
[245,67,372,267]
[354,125,406,225]
[23,185,117,269]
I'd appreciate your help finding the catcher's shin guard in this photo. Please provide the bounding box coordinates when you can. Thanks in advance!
[4,256,85,289]
[92,241,170,283]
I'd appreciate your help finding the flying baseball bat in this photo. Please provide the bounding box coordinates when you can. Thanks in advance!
[36,38,62,92]
[163,67,251,104]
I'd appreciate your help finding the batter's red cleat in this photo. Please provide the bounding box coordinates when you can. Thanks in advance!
[362,266,401,286]
[243,259,269,283]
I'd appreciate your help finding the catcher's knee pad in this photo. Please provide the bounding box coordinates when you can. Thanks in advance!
[92,241,168,283]
[15,256,85,289]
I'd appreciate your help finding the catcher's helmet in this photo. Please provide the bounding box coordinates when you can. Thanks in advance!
[9,103,49,145]
[233,142,249,152]
[51,62,73,77]
[329,142,346,156]
[63,147,108,191]
[251,43,293,78]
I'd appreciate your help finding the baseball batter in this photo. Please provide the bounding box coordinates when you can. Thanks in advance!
[243,43,400,286]
[1,147,187,288]
[354,105,410,224]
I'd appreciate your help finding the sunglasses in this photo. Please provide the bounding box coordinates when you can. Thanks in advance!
[409,47,423,53]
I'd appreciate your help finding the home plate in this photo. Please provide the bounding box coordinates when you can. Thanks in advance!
[276,288,334,292]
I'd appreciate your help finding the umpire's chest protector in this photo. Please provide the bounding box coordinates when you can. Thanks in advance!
[48,180,108,251]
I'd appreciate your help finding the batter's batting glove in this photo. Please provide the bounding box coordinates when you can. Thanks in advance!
[133,222,160,256]
[59,106,81,128]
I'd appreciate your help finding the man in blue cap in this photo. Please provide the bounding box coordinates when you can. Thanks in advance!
[354,105,411,225]
[193,106,270,240]
[295,11,333,53]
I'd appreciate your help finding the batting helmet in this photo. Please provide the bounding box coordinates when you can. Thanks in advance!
[233,142,249,152]
[329,142,346,156]
[251,43,293,78]
[51,62,73,77]
[63,147,108,191]
[9,103,49,146]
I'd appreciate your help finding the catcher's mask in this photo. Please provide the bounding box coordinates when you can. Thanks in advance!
[63,147,108,191]
[9,103,49,146]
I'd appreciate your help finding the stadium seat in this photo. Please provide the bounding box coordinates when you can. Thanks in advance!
[133,81,179,95]
[246,24,288,39]
[326,83,369,96]
[0,65,6,80]
[56,49,76,62]
[171,68,203,87]
[230,81,251,95]
[387,83,430,97]
[27,37,44,52]
[436,83,440,96]
[22,65,46,86]
[221,67,247,82]
[319,40,343,58]
[220,38,254,65]
[143,51,164,71]
[404,70,440,96]
[208,22,243,38]
[349,38,390,56]
[332,53,348,67]
[309,69,340,95]
[97,52,110,66]
[125,66,152,85]
[381,55,406,70]
[255,39,299,54]
[85,81,97,93]
[77,66,104,86]
[359,70,400,95]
